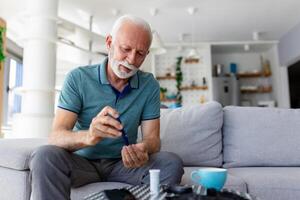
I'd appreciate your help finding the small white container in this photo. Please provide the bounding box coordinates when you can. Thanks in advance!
[149,169,160,195]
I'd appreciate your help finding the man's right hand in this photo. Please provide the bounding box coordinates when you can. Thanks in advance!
[85,106,123,146]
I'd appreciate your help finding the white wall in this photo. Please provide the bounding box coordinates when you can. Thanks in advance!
[140,52,153,73]
[279,21,300,66]
[212,52,261,73]
[266,45,290,108]
[154,44,212,106]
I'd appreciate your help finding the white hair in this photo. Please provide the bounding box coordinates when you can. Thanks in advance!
[110,15,152,43]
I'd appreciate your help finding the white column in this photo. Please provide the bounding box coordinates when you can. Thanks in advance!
[11,0,58,138]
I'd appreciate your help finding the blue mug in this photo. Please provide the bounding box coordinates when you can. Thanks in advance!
[191,168,227,191]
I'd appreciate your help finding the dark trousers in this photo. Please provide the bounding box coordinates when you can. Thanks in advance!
[29,145,184,200]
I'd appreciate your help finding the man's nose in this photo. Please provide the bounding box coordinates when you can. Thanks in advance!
[126,51,137,64]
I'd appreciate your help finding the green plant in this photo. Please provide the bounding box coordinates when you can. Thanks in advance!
[175,56,183,105]
[160,87,167,94]
[0,27,5,62]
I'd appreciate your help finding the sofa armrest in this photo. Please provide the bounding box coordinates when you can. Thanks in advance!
[0,138,47,170]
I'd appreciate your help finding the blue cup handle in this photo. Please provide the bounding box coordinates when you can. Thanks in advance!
[191,171,201,184]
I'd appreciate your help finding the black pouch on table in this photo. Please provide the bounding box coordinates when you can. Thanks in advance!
[103,188,136,200]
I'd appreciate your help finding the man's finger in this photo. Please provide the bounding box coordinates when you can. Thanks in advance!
[94,124,121,137]
[122,147,132,168]
[126,146,141,166]
[97,116,122,130]
[93,128,120,138]
[98,106,119,118]
[123,147,134,167]
[121,147,129,167]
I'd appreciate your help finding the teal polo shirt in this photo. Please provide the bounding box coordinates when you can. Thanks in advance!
[58,57,160,159]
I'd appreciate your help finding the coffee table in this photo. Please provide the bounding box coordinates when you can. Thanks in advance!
[84,184,257,200]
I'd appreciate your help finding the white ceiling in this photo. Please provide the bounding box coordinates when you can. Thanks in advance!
[1,0,300,43]
[59,0,300,43]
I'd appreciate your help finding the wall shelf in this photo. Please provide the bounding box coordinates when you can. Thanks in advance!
[160,98,177,102]
[240,87,272,94]
[184,58,200,64]
[156,76,176,80]
[180,86,208,91]
[238,72,271,78]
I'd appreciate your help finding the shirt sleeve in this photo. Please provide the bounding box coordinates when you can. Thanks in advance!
[141,77,160,121]
[57,69,82,114]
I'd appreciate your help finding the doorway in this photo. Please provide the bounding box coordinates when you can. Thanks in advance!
[288,60,300,108]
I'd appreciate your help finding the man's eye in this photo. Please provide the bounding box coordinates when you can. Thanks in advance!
[138,52,145,56]
[122,47,130,52]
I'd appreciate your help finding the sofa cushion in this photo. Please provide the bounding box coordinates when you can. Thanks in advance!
[71,182,130,200]
[228,167,300,200]
[0,138,47,170]
[160,102,223,166]
[182,167,247,193]
[0,167,30,200]
[223,106,300,168]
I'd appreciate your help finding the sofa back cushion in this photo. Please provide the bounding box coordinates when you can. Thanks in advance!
[223,106,300,168]
[160,101,223,166]
[0,138,47,170]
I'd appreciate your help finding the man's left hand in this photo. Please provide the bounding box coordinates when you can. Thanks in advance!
[121,143,149,168]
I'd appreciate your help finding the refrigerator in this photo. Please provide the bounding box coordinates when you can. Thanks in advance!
[212,75,240,106]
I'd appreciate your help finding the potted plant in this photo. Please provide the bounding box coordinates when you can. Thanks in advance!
[175,56,183,106]
[0,27,5,62]
[160,87,168,101]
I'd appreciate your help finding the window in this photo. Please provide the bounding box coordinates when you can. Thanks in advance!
[2,55,23,128]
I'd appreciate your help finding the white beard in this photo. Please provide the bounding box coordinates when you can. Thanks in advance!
[110,59,139,79]
[108,48,139,79]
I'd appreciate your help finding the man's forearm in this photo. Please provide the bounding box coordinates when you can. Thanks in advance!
[142,138,161,154]
[48,130,89,152]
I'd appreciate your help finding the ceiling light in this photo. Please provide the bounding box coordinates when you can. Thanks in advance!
[244,44,250,51]
[177,45,184,52]
[186,7,199,59]
[112,9,120,16]
[187,48,198,58]
[150,8,158,16]
[187,7,197,15]
[179,33,189,42]
[150,31,166,55]
[252,31,260,41]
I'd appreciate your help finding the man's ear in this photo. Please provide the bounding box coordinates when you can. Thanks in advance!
[106,35,112,50]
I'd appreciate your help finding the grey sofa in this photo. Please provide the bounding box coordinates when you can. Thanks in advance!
[1,101,300,200]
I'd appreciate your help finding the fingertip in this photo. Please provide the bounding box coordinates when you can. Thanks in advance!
[113,110,119,118]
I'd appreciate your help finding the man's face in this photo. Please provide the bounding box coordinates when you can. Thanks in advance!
[106,21,151,79]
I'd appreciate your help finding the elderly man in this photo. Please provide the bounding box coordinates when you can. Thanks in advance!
[29,15,184,199]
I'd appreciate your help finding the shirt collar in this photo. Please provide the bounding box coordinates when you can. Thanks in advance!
[98,57,139,89]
